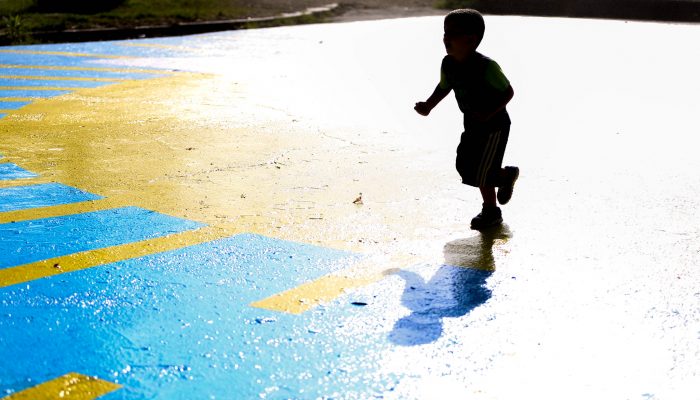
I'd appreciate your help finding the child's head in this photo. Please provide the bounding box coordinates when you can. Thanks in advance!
[443,9,485,61]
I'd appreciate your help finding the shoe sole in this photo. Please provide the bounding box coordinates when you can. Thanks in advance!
[470,217,503,231]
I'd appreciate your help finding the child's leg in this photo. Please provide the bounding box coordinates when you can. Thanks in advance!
[472,186,502,230]
[480,186,497,208]
[484,166,519,206]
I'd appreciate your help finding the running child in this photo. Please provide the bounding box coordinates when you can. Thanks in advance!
[415,9,519,230]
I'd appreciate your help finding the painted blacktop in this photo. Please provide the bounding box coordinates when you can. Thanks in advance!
[1,14,699,400]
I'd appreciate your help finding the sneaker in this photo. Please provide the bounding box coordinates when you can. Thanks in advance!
[497,166,519,205]
[470,205,503,230]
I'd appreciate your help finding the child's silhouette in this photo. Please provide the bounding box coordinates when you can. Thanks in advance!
[415,9,519,230]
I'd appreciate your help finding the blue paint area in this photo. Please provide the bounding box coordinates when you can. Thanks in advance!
[0,207,204,270]
[0,78,116,89]
[0,101,32,110]
[0,89,71,98]
[0,41,189,82]
[0,54,108,67]
[0,113,5,119]
[4,34,239,61]
[0,67,164,80]
[0,234,401,399]
[9,42,184,58]
[0,183,103,213]
[0,163,38,180]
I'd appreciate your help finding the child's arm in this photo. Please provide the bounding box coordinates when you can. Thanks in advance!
[472,85,514,122]
[415,84,451,116]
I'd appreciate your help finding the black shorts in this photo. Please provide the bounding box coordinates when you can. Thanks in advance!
[456,124,510,187]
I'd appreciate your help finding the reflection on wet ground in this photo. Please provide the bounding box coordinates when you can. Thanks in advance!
[390,226,510,345]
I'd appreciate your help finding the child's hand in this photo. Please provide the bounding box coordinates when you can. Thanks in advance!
[414,102,431,116]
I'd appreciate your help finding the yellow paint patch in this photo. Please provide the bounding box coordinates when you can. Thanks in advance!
[0,49,131,59]
[0,176,52,189]
[251,274,383,314]
[0,197,121,224]
[251,255,414,314]
[0,225,233,288]
[1,372,120,400]
[0,72,460,254]
[0,97,34,102]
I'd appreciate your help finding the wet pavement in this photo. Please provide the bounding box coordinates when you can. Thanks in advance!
[1,15,699,399]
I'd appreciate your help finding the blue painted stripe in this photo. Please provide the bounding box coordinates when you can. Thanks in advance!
[0,54,106,67]
[7,43,179,58]
[0,101,31,110]
[0,89,71,98]
[0,206,205,270]
[0,183,103,213]
[0,78,116,88]
[0,163,38,180]
[0,67,163,80]
[0,234,402,399]
[0,113,5,119]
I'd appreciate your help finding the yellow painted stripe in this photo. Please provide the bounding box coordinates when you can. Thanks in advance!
[251,249,499,314]
[0,109,14,114]
[0,224,232,288]
[0,97,33,102]
[250,255,414,314]
[0,49,132,59]
[0,75,125,82]
[250,272,387,314]
[0,197,121,224]
[0,176,52,189]
[1,372,121,400]
[0,64,175,74]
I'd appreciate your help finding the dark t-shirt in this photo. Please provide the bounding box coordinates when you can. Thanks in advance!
[439,52,511,129]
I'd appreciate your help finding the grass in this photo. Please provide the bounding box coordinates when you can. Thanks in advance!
[435,0,700,22]
[0,0,335,44]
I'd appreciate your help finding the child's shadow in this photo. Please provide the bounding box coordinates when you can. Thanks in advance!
[388,225,511,346]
